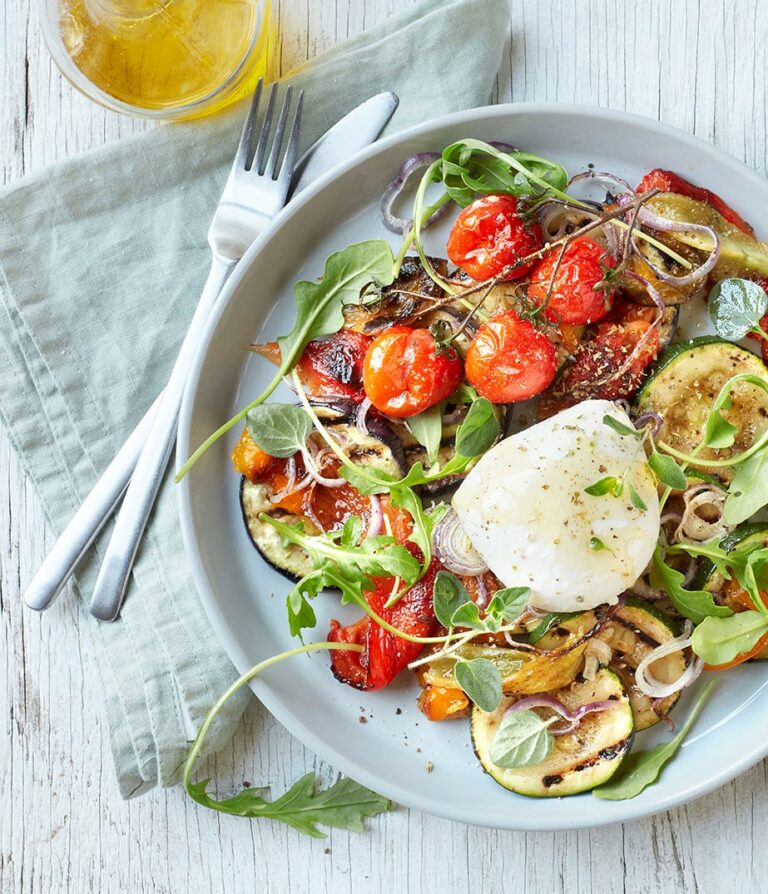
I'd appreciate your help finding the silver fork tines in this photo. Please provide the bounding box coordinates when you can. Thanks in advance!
[87,80,303,622]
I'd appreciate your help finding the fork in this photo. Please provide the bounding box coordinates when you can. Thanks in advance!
[88,80,303,622]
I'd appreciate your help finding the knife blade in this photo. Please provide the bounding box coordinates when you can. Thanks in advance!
[23,90,399,613]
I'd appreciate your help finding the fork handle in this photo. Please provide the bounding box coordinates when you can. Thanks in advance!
[88,256,236,621]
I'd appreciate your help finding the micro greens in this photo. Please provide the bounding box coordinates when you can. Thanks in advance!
[176,241,395,480]
[627,482,648,512]
[432,571,529,635]
[489,710,556,769]
[183,640,390,834]
[593,680,717,800]
[585,476,623,498]
[708,277,768,341]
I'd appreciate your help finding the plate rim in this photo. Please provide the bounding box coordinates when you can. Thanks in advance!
[177,101,768,830]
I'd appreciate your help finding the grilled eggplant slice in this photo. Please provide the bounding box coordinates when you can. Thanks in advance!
[343,255,448,335]
[240,417,406,581]
[471,668,634,797]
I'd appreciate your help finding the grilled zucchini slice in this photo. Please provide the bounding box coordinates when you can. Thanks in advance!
[636,337,768,483]
[240,419,405,581]
[471,668,633,797]
[598,597,684,729]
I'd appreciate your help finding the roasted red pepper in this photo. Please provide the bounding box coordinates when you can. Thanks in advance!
[328,553,440,691]
[636,168,754,236]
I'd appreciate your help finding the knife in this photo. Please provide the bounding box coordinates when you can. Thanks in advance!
[23,90,399,613]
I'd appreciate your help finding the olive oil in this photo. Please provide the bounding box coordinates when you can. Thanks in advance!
[58,0,271,117]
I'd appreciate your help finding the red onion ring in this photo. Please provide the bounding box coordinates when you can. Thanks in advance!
[634,411,663,436]
[433,509,489,576]
[366,495,383,539]
[621,198,721,286]
[301,446,346,489]
[568,169,635,196]
[505,694,619,736]
[474,574,489,610]
[379,152,450,234]
[356,397,372,437]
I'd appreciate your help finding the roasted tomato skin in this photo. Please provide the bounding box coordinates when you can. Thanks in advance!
[636,168,754,236]
[446,194,541,281]
[465,310,557,403]
[253,331,372,402]
[528,237,616,325]
[362,326,463,417]
[538,318,660,418]
[328,553,440,691]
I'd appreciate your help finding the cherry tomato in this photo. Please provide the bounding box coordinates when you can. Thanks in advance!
[528,237,616,325]
[636,169,754,236]
[538,318,660,419]
[329,552,441,691]
[362,326,463,417]
[446,194,542,281]
[464,310,557,403]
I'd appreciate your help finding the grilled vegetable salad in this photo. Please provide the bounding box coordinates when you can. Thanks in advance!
[180,141,768,823]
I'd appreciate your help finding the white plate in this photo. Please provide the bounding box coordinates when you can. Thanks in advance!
[177,104,768,831]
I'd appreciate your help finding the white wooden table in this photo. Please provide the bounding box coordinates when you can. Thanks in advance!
[3,1,768,891]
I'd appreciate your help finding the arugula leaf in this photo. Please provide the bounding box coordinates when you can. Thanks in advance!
[433,571,471,628]
[602,414,642,439]
[184,641,391,835]
[246,404,312,458]
[489,710,554,769]
[691,611,768,665]
[454,397,500,458]
[338,462,396,496]
[407,403,444,466]
[454,658,503,712]
[262,514,421,636]
[628,482,648,512]
[671,540,768,614]
[725,449,768,524]
[649,547,732,624]
[585,476,621,497]
[708,277,768,340]
[593,680,717,800]
[389,486,445,582]
[448,382,480,405]
[440,139,570,207]
[177,241,395,480]
[287,573,321,638]
[648,451,688,490]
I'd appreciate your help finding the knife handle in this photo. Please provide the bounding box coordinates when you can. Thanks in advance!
[23,397,161,611]
[88,256,236,621]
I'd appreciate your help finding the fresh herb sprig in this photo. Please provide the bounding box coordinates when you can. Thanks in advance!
[183,640,390,835]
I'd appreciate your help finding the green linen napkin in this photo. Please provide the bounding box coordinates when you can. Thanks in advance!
[0,0,510,797]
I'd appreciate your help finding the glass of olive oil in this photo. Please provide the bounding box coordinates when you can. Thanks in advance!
[38,0,272,119]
